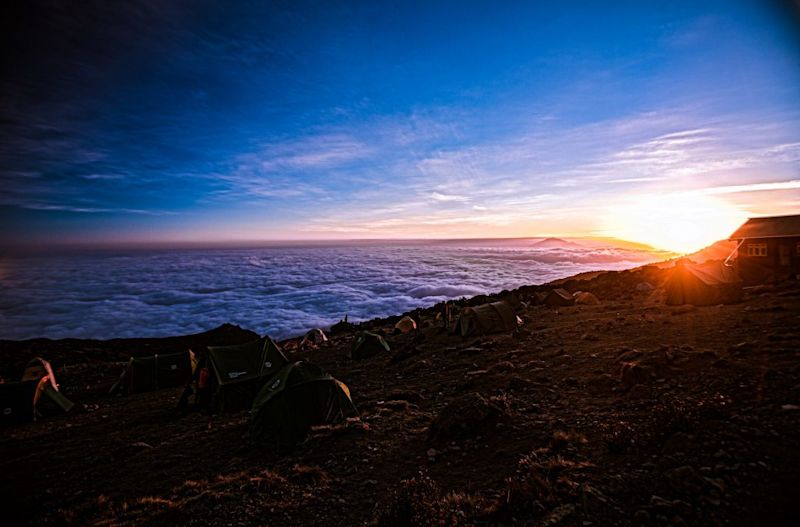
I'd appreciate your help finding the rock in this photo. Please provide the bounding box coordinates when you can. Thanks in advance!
[781,404,799,411]
[489,361,516,373]
[427,393,507,442]
[670,515,688,526]
[112,441,154,460]
[666,466,705,495]
[746,284,775,295]
[704,477,726,496]
[551,354,572,366]
[649,495,674,510]
[627,383,650,400]
[507,376,536,392]
[620,361,654,387]
[671,305,696,315]
[671,499,694,517]
[662,432,694,455]
[633,510,651,523]
[636,282,655,292]
[616,349,642,363]
[543,503,576,526]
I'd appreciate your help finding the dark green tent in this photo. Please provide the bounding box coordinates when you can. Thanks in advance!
[350,331,390,359]
[248,361,358,449]
[454,301,518,336]
[110,351,196,395]
[207,336,289,412]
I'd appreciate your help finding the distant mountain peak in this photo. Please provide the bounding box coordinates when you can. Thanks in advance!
[532,237,582,249]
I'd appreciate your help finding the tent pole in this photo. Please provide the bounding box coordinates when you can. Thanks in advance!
[724,239,745,267]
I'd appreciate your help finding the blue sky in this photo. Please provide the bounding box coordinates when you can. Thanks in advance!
[1,0,799,250]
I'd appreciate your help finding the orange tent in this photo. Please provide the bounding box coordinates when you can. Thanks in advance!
[666,261,743,306]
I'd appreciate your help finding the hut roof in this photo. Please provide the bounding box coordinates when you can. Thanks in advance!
[729,214,800,240]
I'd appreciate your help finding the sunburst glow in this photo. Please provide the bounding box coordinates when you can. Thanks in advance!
[602,193,747,254]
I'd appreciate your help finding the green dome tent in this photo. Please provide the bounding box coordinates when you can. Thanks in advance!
[454,301,519,336]
[206,336,289,412]
[110,350,196,395]
[544,289,575,307]
[247,361,358,449]
[350,331,390,359]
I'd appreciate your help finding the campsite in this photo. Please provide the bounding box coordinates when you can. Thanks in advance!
[3,1,800,524]
[2,262,800,526]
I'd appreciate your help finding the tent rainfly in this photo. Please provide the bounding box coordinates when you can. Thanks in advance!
[350,331,391,359]
[301,328,328,348]
[454,301,518,337]
[393,316,418,334]
[1,358,73,425]
[545,289,575,307]
[206,336,289,412]
[110,350,196,395]
[665,261,743,306]
[573,291,600,305]
[247,360,358,449]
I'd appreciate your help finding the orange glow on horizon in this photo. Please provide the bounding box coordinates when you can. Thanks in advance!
[601,193,748,254]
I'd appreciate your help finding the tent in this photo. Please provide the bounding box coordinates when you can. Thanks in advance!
[393,316,418,334]
[545,289,575,307]
[573,291,600,305]
[350,331,390,359]
[110,350,196,395]
[301,328,328,348]
[22,357,56,382]
[248,360,358,449]
[454,301,518,337]
[1,358,73,425]
[206,336,289,412]
[665,261,743,306]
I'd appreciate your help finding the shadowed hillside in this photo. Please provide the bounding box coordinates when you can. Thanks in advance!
[2,264,799,526]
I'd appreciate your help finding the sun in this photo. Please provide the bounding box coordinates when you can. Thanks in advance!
[602,193,747,254]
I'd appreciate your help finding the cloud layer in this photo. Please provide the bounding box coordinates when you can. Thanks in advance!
[0,242,664,340]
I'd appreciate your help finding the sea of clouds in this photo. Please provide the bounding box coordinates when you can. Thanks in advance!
[0,243,664,340]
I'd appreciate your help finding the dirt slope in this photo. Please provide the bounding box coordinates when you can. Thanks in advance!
[2,268,799,526]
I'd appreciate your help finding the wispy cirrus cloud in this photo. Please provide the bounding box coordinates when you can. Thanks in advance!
[204,133,372,201]
[429,192,470,202]
[21,202,175,215]
[699,179,800,195]
[256,134,372,172]
[296,107,800,239]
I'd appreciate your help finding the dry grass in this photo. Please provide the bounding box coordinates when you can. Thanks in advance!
[372,472,486,527]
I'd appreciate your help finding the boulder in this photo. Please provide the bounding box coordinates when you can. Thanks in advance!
[619,361,655,387]
[428,393,507,442]
[636,282,655,292]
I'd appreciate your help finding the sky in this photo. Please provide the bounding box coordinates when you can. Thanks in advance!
[1,0,799,253]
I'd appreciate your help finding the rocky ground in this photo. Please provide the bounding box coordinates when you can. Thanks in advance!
[2,265,800,526]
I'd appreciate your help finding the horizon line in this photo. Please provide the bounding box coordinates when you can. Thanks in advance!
[1,235,682,254]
